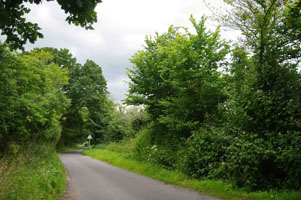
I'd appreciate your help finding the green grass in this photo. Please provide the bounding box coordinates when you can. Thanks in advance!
[94,140,134,155]
[83,148,301,200]
[0,146,66,200]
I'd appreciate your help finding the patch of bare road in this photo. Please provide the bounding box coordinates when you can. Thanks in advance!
[59,150,221,200]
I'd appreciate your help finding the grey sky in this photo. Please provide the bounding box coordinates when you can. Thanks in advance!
[23,0,238,102]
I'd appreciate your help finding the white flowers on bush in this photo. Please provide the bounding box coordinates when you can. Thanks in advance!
[151,145,158,151]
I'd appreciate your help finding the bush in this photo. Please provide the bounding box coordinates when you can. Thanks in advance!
[178,127,229,179]
[177,127,301,190]
[273,131,301,190]
[223,132,268,189]
[223,131,301,190]
[133,127,154,161]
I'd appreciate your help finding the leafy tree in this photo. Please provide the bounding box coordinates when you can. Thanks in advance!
[127,16,229,136]
[33,47,79,94]
[127,17,230,167]
[126,2,301,189]
[124,105,147,136]
[102,103,127,143]
[34,47,110,146]
[0,44,69,152]
[60,59,109,146]
[34,47,77,70]
[0,0,102,49]
[102,104,147,143]
[219,0,301,136]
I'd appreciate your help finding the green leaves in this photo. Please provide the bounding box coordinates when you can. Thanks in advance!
[127,17,229,137]
[127,17,231,173]
[0,44,70,151]
[0,0,102,49]
[0,45,112,149]
[126,2,301,190]
[56,53,109,146]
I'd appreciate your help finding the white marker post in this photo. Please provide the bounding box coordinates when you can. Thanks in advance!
[87,134,92,147]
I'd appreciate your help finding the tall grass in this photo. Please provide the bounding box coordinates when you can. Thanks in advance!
[0,145,66,200]
[94,140,134,154]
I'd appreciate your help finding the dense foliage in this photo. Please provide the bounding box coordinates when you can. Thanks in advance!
[125,0,301,191]
[101,104,147,144]
[30,47,113,147]
[1,0,300,195]
[0,43,114,198]
[0,0,102,49]
[0,44,70,152]
[127,16,230,168]
[0,43,116,153]
[218,0,301,189]
[60,58,109,145]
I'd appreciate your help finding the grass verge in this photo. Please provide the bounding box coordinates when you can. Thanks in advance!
[0,145,66,200]
[83,148,301,200]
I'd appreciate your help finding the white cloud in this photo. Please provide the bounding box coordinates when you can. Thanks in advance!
[107,75,130,102]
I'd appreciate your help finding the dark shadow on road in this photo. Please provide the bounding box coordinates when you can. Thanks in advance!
[60,147,86,154]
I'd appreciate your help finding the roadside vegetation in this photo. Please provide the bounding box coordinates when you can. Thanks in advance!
[84,145,301,200]
[85,1,301,199]
[0,0,109,199]
[0,19,111,199]
[1,0,300,199]
[0,43,112,199]
[0,146,66,200]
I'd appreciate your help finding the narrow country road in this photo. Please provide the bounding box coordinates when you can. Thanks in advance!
[60,150,221,200]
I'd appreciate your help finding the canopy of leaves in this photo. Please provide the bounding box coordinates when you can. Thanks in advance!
[127,16,230,137]
[0,44,70,152]
[0,45,114,152]
[219,0,301,135]
[37,48,110,146]
[0,0,102,49]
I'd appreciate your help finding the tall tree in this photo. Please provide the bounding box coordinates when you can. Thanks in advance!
[127,17,229,137]
[60,59,109,145]
[219,0,301,135]
[35,47,110,146]
[126,17,229,168]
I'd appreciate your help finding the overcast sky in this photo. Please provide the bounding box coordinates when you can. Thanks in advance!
[23,0,238,103]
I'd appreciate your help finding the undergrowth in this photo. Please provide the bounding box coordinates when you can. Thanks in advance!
[0,145,66,200]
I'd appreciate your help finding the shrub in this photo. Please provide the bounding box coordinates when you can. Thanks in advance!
[133,127,154,161]
[177,127,301,190]
[273,131,301,190]
[223,132,268,189]
[178,127,229,179]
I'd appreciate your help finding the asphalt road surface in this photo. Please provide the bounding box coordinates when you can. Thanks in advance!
[60,150,221,200]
